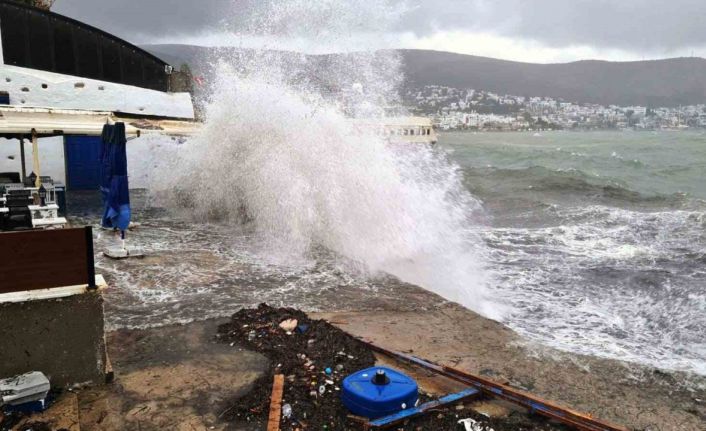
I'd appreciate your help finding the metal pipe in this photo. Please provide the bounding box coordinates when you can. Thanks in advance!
[85,226,96,289]
[367,387,479,429]
[19,136,27,180]
[359,339,628,431]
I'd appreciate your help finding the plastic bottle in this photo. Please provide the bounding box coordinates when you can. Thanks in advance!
[282,403,292,419]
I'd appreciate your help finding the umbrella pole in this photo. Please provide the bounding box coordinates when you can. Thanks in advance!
[31,130,41,188]
[19,136,27,180]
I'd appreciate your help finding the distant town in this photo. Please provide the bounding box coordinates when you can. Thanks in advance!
[404,85,706,131]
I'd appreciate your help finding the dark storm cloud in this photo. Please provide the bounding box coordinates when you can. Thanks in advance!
[53,0,706,51]
[52,0,253,43]
[400,0,706,51]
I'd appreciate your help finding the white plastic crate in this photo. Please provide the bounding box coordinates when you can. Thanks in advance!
[0,371,50,406]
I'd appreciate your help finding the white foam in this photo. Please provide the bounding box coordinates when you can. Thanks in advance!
[144,0,497,318]
[487,204,706,375]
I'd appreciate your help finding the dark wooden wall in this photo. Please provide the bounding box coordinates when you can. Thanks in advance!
[0,227,95,294]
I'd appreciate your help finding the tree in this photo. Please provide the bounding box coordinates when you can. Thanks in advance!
[522,112,534,124]
[625,109,635,126]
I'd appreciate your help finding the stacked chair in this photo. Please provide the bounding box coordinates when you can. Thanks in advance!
[5,189,32,230]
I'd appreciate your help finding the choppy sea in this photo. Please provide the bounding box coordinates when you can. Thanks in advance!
[77,130,705,376]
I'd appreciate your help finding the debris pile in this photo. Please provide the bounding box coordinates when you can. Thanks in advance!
[216,305,571,431]
[217,304,376,430]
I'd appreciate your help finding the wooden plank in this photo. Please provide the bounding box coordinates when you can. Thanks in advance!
[0,227,92,293]
[362,340,629,431]
[267,374,285,431]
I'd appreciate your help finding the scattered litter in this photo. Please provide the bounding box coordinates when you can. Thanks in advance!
[325,367,332,375]
[282,403,292,419]
[216,305,375,429]
[459,418,493,431]
[215,305,572,431]
[279,319,298,332]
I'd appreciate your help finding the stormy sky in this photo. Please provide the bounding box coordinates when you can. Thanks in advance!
[53,0,706,63]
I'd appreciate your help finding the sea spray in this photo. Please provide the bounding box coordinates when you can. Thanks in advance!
[149,0,500,317]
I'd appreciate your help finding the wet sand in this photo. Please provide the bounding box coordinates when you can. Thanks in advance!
[63,301,705,431]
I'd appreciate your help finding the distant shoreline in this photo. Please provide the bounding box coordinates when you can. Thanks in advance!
[436,127,703,133]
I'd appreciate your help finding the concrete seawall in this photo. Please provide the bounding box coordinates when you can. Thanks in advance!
[0,290,107,387]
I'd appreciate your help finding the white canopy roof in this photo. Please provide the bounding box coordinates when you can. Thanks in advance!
[0,106,201,137]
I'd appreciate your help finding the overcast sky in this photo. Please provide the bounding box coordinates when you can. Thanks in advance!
[53,0,706,63]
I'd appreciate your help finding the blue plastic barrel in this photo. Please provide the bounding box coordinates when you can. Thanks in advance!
[341,366,418,418]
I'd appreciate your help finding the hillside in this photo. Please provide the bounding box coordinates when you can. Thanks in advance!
[399,50,706,107]
[143,44,706,107]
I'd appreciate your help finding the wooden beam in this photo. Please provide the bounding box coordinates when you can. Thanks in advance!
[361,339,629,431]
[267,374,285,431]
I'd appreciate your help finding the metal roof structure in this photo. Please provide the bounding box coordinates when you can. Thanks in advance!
[0,0,172,91]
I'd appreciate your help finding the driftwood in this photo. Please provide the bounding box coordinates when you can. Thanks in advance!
[266,374,284,431]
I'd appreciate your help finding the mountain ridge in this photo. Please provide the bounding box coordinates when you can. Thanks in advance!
[142,44,706,107]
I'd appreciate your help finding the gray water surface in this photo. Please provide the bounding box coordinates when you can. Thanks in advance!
[75,130,706,375]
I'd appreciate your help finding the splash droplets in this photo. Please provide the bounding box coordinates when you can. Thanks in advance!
[149,0,498,317]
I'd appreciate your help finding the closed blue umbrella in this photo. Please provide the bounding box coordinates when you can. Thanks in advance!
[100,122,131,236]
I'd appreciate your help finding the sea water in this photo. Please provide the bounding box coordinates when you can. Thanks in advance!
[84,131,706,377]
[81,0,705,377]
[444,130,706,375]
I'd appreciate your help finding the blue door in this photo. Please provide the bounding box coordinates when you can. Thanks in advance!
[64,136,102,190]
